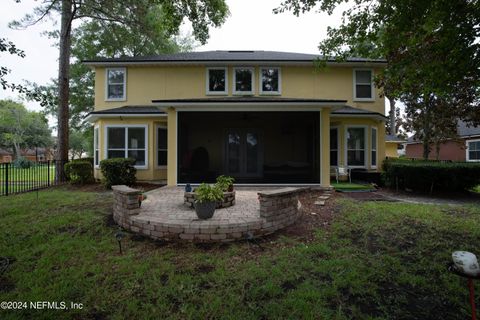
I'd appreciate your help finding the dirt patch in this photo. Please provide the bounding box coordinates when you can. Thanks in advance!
[62,182,163,193]
[338,191,395,202]
[195,264,215,274]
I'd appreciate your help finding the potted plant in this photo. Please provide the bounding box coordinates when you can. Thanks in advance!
[215,175,235,192]
[194,183,223,219]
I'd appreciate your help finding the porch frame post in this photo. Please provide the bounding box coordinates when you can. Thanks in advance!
[167,107,177,186]
[320,108,331,187]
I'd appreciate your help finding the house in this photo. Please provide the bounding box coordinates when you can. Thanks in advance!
[405,121,480,162]
[0,149,12,163]
[0,147,53,163]
[385,135,406,158]
[84,51,387,187]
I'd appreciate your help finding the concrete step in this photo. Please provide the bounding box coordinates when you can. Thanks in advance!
[314,200,325,206]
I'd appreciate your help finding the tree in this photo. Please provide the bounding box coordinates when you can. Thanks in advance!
[69,128,90,159]
[0,99,53,159]
[276,0,480,159]
[12,0,229,179]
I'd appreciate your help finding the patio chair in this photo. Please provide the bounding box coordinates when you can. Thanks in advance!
[335,166,351,184]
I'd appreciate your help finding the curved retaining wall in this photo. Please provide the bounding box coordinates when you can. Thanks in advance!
[112,185,304,243]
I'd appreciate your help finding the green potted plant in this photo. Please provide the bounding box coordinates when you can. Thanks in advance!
[194,183,223,219]
[215,175,235,192]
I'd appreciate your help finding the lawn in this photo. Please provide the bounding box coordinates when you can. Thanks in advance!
[331,181,376,191]
[0,165,56,195]
[1,187,479,319]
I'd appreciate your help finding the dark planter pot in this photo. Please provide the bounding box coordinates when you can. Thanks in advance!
[194,201,217,219]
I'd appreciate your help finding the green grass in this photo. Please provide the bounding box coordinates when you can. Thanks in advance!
[332,181,375,191]
[473,185,480,193]
[0,165,56,194]
[1,187,479,319]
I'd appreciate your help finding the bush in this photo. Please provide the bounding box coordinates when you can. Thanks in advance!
[13,157,33,169]
[70,157,94,166]
[195,183,224,203]
[64,161,94,185]
[99,158,137,189]
[215,175,235,192]
[382,158,480,193]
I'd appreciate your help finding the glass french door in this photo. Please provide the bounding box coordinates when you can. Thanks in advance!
[225,129,262,178]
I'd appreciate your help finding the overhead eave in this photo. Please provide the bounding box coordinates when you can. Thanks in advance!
[85,112,166,123]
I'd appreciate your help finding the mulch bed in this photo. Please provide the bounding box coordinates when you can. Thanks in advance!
[61,182,164,193]
[338,191,396,202]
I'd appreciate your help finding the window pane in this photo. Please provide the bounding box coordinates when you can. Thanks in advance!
[469,141,480,151]
[235,69,252,92]
[158,128,167,149]
[108,128,125,149]
[246,132,258,173]
[128,150,146,166]
[330,150,338,166]
[356,70,371,83]
[94,128,99,147]
[470,151,480,160]
[157,150,167,166]
[209,69,226,92]
[348,150,365,166]
[108,84,124,99]
[347,128,365,149]
[108,150,125,159]
[95,150,99,165]
[372,129,377,149]
[372,151,377,166]
[108,69,124,83]
[128,128,145,149]
[330,128,338,149]
[228,132,241,173]
[356,85,372,98]
[262,68,279,92]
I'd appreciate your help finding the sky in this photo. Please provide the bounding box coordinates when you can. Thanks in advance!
[0,0,388,120]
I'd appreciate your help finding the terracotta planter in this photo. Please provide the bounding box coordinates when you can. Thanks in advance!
[194,201,216,219]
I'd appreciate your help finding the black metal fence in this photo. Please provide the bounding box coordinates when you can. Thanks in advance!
[0,160,67,196]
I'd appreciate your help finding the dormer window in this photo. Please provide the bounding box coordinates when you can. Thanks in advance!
[260,67,281,95]
[206,67,227,95]
[353,69,374,101]
[106,68,126,101]
[233,67,254,95]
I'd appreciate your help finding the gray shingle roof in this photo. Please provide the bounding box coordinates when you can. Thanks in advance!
[457,120,480,137]
[331,106,386,118]
[385,134,406,142]
[83,50,386,64]
[88,106,165,115]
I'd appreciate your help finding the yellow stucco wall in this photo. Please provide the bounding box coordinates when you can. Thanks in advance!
[93,117,168,181]
[386,142,400,158]
[94,65,384,114]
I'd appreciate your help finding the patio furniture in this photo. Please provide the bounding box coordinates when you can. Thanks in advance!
[335,166,351,183]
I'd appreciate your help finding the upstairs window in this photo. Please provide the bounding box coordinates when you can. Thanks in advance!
[207,68,227,94]
[106,68,126,101]
[260,67,281,94]
[467,140,480,162]
[354,69,373,100]
[233,67,254,95]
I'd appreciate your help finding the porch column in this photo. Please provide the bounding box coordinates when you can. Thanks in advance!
[320,108,331,187]
[167,107,177,186]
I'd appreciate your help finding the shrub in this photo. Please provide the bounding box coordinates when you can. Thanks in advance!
[215,175,235,192]
[13,157,33,169]
[70,157,94,166]
[99,158,137,189]
[382,158,480,193]
[195,183,223,203]
[64,161,94,185]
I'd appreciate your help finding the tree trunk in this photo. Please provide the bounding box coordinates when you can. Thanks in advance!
[13,142,21,160]
[422,95,432,160]
[56,0,73,181]
[388,96,396,135]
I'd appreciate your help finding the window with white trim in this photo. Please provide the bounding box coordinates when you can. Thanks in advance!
[94,127,99,167]
[330,128,339,166]
[157,126,168,167]
[207,68,227,94]
[347,127,366,166]
[106,126,147,167]
[106,68,126,100]
[354,69,373,100]
[260,67,280,94]
[233,67,254,94]
[371,127,377,167]
[467,140,480,161]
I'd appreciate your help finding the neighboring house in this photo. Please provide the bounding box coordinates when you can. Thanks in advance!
[405,121,480,162]
[0,149,12,163]
[84,51,387,187]
[385,135,406,158]
[0,148,53,163]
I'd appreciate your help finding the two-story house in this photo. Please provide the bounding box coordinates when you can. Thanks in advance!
[85,51,387,187]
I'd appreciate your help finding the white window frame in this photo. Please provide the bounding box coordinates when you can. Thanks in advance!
[466,139,480,162]
[156,124,168,168]
[353,69,375,102]
[259,67,281,95]
[206,67,228,95]
[105,67,127,101]
[371,127,378,168]
[94,125,100,168]
[330,126,340,167]
[104,124,148,169]
[345,125,368,168]
[233,67,255,95]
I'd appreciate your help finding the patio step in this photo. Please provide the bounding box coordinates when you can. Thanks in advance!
[318,195,330,200]
[314,200,326,206]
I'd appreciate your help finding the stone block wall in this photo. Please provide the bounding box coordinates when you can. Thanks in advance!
[112,185,141,229]
[184,191,235,209]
